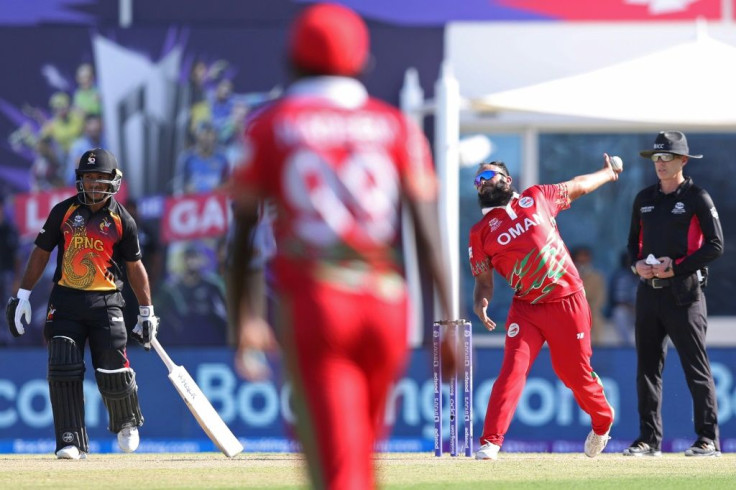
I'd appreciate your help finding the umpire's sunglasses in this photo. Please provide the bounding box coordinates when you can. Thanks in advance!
[650,153,678,163]
[474,169,507,190]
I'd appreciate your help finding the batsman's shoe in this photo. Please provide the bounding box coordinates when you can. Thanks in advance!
[622,441,662,457]
[584,429,610,458]
[56,445,87,460]
[684,440,721,457]
[475,442,501,460]
[118,425,140,453]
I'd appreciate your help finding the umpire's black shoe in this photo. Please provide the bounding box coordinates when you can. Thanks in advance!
[623,441,662,457]
[684,440,721,457]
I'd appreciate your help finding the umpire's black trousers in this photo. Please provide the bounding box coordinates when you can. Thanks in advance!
[634,281,719,450]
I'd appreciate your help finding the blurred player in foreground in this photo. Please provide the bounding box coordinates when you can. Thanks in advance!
[5,148,158,459]
[227,3,453,488]
[468,157,620,460]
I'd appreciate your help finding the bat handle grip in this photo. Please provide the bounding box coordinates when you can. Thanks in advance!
[151,337,177,373]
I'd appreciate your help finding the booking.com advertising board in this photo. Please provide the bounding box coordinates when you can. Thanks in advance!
[2,347,736,455]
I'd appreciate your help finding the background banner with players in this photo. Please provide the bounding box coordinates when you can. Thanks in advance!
[1,346,735,453]
[160,193,231,243]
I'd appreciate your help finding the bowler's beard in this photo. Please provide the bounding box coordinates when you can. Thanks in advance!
[478,180,514,208]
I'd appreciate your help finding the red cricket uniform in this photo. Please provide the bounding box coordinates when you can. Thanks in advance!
[231,76,436,489]
[468,184,614,446]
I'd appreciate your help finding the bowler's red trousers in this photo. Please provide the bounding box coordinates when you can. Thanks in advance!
[480,290,614,447]
[276,272,408,490]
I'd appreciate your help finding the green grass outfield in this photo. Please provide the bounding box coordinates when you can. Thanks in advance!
[1,452,734,489]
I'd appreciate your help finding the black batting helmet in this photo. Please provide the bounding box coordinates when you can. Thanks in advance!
[75,148,123,204]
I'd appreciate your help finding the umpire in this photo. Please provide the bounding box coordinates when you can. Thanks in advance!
[624,131,723,457]
[5,148,159,460]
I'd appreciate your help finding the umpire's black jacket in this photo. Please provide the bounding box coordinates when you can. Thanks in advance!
[627,176,723,279]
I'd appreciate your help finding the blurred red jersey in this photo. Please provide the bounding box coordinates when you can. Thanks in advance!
[231,77,436,287]
[468,184,584,303]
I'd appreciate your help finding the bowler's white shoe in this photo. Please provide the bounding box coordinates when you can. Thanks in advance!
[584,430,611,458]
[56,445,86,460]
[475,442,501,460]
[118,425,140,453]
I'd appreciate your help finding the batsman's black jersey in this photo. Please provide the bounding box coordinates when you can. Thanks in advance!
[35,196,142,291]
[627,177,723,275]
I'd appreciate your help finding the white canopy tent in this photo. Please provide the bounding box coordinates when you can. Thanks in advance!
[471,34,736,127]
[448,21,736,187]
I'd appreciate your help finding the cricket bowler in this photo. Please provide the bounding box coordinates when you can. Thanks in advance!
[469,157,619,460]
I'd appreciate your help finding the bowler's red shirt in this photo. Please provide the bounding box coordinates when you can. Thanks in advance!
[468,184,583,303]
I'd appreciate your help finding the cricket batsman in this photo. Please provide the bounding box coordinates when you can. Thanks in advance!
[5,148,158,459]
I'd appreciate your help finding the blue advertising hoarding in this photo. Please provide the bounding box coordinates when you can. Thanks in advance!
[2,346,735,454]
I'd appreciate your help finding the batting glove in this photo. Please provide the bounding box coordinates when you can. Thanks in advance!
[6,288,32,337]
[132,305,159,351]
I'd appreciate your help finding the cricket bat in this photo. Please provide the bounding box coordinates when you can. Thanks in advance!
[151,337,244,457]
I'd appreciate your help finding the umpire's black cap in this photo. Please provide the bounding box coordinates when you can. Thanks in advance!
[639,131,703,159]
